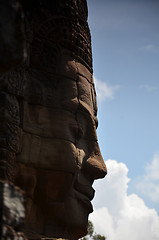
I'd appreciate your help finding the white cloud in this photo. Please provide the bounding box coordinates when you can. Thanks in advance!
[140,85,159,92]
[89,159,159,240]
[136,154,159,202]
[138,44,159,52]
[94,78,120,102]
[139,44,154,51]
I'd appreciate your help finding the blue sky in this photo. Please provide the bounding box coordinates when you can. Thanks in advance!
[87,0,159,239]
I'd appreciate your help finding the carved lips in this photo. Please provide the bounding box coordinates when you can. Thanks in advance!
[74,173,95,213]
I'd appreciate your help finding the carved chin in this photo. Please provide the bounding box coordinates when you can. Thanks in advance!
[43,195,90,239]
[15,164,91,239]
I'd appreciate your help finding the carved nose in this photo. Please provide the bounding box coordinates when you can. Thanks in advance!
[82,141,107,180]
[84,156,107,180]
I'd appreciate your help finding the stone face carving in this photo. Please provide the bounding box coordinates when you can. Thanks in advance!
[0,0,107,239]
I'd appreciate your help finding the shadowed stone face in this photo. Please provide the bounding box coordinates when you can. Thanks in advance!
[15,57,107,239]
[0,0,107,239]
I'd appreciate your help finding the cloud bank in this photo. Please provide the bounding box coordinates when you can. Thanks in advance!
[89,159,159,240]
[136,154,159,203]
[94,78,120,102]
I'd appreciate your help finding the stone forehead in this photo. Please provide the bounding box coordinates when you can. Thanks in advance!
[24,0,92,73]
